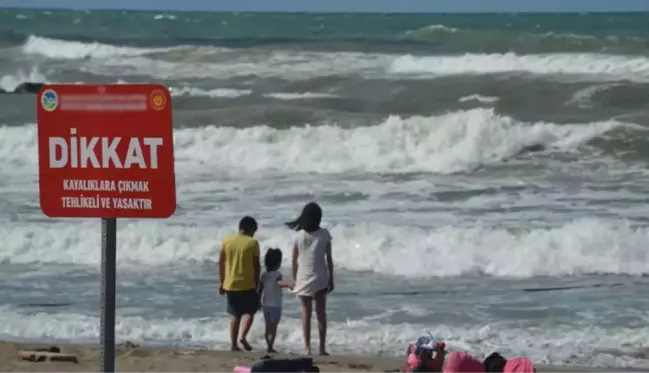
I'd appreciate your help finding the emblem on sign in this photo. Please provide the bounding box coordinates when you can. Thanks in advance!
[149,89,167,111]
[40,89,59,112]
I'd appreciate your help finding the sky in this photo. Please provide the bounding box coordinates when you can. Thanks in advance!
[1,0,649,13]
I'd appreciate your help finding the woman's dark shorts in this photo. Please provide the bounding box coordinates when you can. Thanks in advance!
[226,289,259,317]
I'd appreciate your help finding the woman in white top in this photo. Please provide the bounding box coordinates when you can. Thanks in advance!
[287,202,334,356]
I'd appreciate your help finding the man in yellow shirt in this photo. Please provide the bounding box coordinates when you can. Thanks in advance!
[219,216,261,351]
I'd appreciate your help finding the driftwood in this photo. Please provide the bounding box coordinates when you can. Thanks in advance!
[16,347,79,363]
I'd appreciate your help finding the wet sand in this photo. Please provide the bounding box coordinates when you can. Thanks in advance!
[0,341,637,372]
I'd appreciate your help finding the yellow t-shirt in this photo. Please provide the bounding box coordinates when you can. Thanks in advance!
[221,234,260,291]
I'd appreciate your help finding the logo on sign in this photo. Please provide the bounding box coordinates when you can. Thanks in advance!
[149,89,167,111]
[41,89,59,112]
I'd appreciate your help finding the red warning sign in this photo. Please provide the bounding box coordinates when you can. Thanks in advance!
[37,84,177,218]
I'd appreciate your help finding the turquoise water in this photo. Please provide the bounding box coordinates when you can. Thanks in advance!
[2,10,649,53]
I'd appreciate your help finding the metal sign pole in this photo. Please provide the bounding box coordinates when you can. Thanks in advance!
[100,217,117,372]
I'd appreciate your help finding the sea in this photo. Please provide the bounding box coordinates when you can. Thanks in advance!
[2,8,649,369]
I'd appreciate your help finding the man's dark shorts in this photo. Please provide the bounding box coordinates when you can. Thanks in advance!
[226,289,259,317]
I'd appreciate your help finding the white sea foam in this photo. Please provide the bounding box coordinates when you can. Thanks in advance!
[153,14,177,20]
[264,92,339,100]
[0,67,48,92]
[406,24,460,35]
[0,108,628,176]
[565,83,621,108]
[21,35,180,60]
[390,53,649,82]
[1,218,648,278]
[170,86,252,98]
[459,94,500,104]
[0,306,647,368]
[16,36,649,82]
[89,51,649,82]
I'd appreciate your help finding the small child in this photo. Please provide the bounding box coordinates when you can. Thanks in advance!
[258,247,294,353]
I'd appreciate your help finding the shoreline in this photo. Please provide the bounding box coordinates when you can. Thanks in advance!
[0,340,642,372]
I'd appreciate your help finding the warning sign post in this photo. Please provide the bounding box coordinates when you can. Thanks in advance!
[37,84,176,372]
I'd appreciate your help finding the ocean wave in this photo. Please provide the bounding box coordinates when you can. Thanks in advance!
[0,66,48,92]
[170,86,252,98]
[20,35,185,59]
[458,94,500,104]
[404,24,648,53]
[13,35,649,83]
[8,20,649,56]
[88,51,649,83]
[0,108,626,175]
[168,87,337,100]
[264,92,339,100]
[2,218,649,279]
[390,53,649,82]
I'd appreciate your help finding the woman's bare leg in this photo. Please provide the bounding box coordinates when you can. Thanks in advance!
[299,296,313,355]
[315,290,328,356]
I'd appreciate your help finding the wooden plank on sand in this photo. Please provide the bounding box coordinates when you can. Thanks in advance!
[16,350,79,363]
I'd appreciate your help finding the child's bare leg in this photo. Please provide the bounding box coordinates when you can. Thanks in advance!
[264,322,271,350]
[266,323,278,353]
[299,296,313,355]
[315,290,328,356]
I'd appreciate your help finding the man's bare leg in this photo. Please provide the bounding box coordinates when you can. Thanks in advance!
[230,316,242,351]
[239,314,254,351]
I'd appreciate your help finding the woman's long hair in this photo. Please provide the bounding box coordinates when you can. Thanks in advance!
[285,202,322,233]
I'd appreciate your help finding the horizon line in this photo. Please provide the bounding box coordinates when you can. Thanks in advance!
[2,6,649,15]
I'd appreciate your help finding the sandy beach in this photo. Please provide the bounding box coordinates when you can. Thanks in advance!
[0,340,639,372]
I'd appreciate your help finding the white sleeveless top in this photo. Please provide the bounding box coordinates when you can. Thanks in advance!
[292,228,332,297]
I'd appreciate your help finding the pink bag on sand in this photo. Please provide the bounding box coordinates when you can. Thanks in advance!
[233,366,251,373]
[443,351,485,373]
[503,358,536,373]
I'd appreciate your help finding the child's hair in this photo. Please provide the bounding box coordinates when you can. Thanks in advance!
[264,248,282,271]
[285,202,322,233]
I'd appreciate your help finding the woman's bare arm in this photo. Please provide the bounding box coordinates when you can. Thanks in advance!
[325,241,334,291]
[292,242,299,283]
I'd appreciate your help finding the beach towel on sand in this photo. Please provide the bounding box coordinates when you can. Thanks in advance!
[443,351,485,373]
[249,357,319,372]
